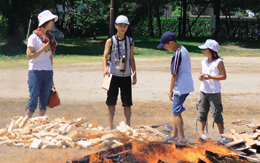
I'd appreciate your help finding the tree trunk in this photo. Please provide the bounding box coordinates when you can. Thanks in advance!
[181,0,187,38]
[213,0,221,40]
[147,2,154,37]
[7,0,24,49]
[156,6,162,36]
[224,6,229,36]
[109,0,114,38]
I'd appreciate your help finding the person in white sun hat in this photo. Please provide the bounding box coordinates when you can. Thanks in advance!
[103,15,137,130]
[196,39,227,143]
[25,10,58,118]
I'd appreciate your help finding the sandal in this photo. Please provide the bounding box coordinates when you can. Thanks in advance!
[164,136,179,143]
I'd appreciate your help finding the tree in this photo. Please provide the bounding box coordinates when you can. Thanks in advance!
[69,0,109,38]
[0,0,60,53]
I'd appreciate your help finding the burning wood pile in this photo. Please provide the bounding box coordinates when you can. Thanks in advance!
[0,115,259,162]
[70,139,252,163]
[0,115,166,149]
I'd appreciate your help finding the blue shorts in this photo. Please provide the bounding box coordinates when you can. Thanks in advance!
[172,93,189,117]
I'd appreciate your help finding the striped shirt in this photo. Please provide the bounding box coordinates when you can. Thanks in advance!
[170,46,194,96]
[171,48,182,74]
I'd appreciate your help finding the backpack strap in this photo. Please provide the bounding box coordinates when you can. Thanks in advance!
[128,36,132,46]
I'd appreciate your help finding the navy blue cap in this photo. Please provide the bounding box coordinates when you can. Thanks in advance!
[157,31,176,49]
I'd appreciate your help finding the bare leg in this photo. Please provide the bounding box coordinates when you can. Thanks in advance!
[108,106,115,128]
[124,106,131,126]
[199,121,206,136]
[217,122,224,134]
[174,114,185,139]
[26,109,33,118]
[171,119,178,137]
[38,109,46,116]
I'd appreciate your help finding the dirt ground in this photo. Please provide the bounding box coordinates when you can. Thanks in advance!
[0,56,260,162]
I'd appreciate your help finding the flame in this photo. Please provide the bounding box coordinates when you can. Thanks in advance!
[95,140,238,163]
[131,141,209,163]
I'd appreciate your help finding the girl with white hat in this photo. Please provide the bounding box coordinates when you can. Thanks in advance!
[25,10,58,118]
[196,39,227,143]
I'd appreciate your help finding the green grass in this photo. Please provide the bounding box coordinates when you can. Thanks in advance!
[0,36,259,69]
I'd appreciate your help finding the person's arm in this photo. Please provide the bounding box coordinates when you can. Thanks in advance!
[169,74,178,101]
[26,42,50,59]
[204,61,227,80]
[103,38,112,77]
[199,65,205,81]
[50,54,53,65]
[129,41,137,85]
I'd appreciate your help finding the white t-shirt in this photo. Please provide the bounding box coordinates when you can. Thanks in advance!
[27,33,53,71]
[200,58,222,94]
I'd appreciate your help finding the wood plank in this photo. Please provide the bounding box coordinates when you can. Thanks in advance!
[14,116,23,128]
[232,120,251,126]
[247,123,260,129]
[19,115,28,128]
[250,132,260,139]
[225,139,245,148]
[220,134,233,140]
[29,139,43,149]
[240,133,256,146]
[231,135,240,141]
[251,118,260,125]
[235,154,260,162]
[230,129,244,140]
[8,121,15,133]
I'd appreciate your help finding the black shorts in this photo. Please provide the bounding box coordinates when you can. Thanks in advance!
[106,75,132,107]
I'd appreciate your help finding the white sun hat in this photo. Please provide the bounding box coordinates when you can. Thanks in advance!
[38,10,58,27]
[198,39,219,52]
[115,15,130,25]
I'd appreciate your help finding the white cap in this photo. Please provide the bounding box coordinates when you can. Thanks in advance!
[38,10,58,27]
[115,15,130,25]
[198,39,219,52]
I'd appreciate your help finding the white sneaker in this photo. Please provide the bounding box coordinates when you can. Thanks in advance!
[219,136,228,143]
[200,134,210,140]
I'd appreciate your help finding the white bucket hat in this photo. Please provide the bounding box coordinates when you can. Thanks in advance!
[38,10,58,27]
[198,39,219,52]
[115,15,130,25]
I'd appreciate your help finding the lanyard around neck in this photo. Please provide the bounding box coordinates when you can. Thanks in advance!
[116,35,127,60]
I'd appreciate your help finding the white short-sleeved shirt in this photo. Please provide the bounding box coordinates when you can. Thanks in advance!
[27,33,53,71]
[200,58,222,93]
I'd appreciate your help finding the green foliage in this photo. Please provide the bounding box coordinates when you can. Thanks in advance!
[235,11,247,18]
[171,6,181,17]
[0,15,8,39]
[68,0,110,37]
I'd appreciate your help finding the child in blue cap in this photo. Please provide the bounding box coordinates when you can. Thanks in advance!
[157,31,194,143]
